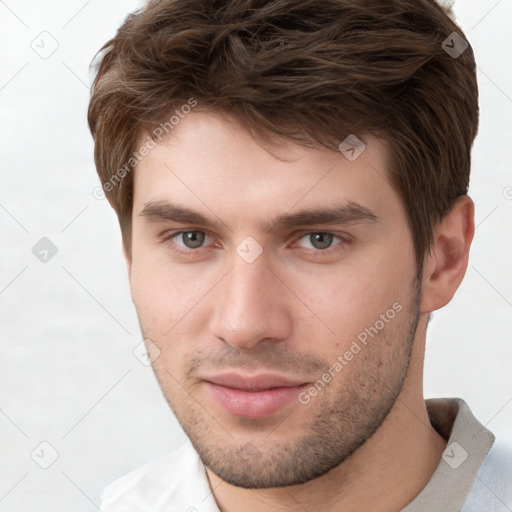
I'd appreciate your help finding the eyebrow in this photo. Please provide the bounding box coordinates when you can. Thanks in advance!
[139,200,379,233]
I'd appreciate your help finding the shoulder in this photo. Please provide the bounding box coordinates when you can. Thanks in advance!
[462,439,512,512]
[100,442,219,512]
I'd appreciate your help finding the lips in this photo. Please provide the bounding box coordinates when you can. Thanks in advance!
[204,373,306,391]
[202,372,310,419]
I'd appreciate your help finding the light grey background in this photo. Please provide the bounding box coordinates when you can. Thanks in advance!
[0,1,511,510]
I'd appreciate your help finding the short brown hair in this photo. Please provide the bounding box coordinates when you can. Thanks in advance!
[88,0,478,272]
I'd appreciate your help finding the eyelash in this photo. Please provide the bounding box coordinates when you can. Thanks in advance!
[161,230,351,258]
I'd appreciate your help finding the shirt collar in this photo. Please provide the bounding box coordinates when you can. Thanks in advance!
[401,397,495,511]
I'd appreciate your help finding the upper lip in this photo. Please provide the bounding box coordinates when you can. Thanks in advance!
[202,372,308,391]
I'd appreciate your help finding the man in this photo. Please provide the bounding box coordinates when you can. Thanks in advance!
[88,0,511,510]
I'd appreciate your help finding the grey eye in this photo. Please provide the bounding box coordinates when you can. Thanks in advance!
[306,233,335,250]
[179,231,206,249]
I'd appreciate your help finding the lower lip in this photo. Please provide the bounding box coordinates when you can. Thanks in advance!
[205,382,309,419]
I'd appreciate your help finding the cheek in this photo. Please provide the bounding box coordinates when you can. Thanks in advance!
[129,245,215,345]
[289,252,413,352]
[130,234,249,369]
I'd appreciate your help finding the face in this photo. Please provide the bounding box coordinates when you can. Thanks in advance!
[128,112,421,488]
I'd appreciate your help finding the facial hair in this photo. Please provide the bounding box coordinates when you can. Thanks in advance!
[146,282,421,489]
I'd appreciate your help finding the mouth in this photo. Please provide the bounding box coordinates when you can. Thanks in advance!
[202,372,310,419]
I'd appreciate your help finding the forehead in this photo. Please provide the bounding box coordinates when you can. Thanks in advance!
[132,112,402,228]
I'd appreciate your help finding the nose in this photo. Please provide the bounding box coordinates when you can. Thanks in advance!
[209,251,293,350]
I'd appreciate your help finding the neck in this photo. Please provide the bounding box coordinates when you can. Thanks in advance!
[206,316,447,512]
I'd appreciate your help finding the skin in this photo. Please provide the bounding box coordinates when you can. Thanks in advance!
[124,111,474,512]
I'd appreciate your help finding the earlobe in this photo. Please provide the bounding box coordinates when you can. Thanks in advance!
[420,195,475,313]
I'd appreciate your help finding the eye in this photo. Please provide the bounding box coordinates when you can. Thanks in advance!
[167,230,212,252]
[295,232,345,252]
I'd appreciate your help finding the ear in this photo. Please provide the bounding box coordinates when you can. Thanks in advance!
[420,195,475,313]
